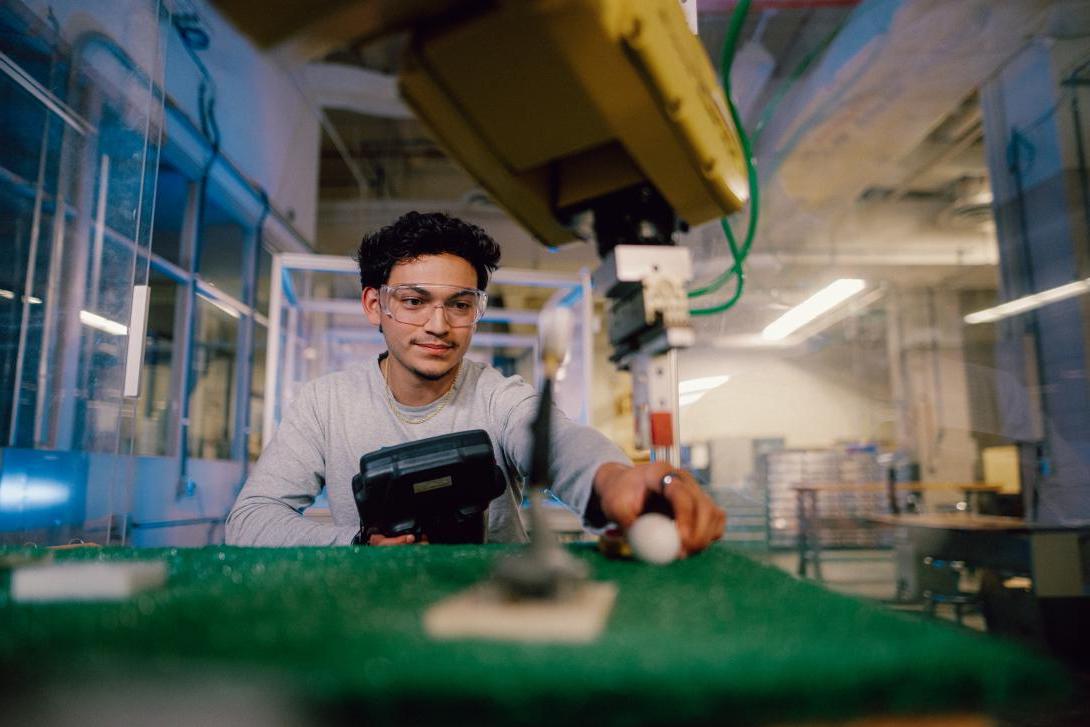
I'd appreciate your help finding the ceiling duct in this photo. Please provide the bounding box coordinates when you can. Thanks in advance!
[754,0,1050,250]
[939,176,994,231]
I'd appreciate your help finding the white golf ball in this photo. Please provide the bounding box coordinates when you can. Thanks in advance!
[627,513,680,565]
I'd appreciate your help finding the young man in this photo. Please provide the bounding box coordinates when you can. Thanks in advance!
[226,212,725,554]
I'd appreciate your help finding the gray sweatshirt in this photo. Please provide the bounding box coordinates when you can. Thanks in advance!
[225,355,630,546]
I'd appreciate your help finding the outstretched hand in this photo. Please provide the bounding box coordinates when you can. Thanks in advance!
[593,462,726,557]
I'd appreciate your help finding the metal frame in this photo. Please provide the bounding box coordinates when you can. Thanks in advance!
[263,254,594,446]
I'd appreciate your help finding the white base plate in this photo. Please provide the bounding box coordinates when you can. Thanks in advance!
[423,580,617,644]
[12,561,167,602]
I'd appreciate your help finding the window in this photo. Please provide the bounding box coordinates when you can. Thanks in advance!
[150,163,189,267]
[187,293,240,459]
[255,244,272,316]
[198,197,248,300]
[0,184,51,448]
[248,323,267,461]
[131,268,182,456]
[0,12,62,447]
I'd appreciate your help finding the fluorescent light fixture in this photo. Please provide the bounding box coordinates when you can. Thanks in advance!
[964,278,1090,324]
[762,279,865,341]
[679,375,730,396]
[0,479,71,510]
[678,375,730,407]
[0,290,43,304]
[679,392,705,407]
[201,295,241,319]
[79,310,128,336]
[211,299,241,319]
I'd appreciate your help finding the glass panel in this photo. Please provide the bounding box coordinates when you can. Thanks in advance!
[0,4,66,185]
[0,199,51,448]
[188,294,239,459]
[78,235,141,453]
[255,244,272,316]
[198,197,247,300]
[678,219,1016,556]
[0,3,64,449]
[248,323,267,461]
[0,0,166,545]
[131,267,180,456]
[149,162,188,267]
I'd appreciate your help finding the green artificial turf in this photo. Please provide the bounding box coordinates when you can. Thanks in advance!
[0,544,1068,725]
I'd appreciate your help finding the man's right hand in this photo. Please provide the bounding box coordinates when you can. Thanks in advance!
[367,533,424,546]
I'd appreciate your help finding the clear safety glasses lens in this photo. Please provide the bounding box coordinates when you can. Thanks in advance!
[379,284,487,327]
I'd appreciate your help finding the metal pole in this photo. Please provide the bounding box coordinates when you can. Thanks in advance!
[666,347,681,467]
[89,155,110,310]
[34,111,78,448]
[579,268,594,426]
[8,102,52,446]
[262,253,284,448]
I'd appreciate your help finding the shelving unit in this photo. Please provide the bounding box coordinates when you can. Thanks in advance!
[759,449,890,548]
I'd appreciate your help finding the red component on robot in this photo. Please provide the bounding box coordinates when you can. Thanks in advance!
[649,412,674,447]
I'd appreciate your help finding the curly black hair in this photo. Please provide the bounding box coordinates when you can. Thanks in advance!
[356,211,501,291]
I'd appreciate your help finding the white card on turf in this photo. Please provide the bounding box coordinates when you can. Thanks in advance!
[12,561,167,602]
[424,581,617,644]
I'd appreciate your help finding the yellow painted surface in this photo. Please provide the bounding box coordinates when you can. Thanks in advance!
[399,0,748,247]
[982,445,1021,494]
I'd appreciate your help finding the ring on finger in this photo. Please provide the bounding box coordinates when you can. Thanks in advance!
[660,472,681,495]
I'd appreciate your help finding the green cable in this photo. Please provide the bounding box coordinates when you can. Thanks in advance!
[691,208,745,316]
[688,0,758,309]
[687,5,847,313]
[690,272,744,316]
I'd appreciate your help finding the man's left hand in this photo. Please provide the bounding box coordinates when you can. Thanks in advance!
[593,462,726,557]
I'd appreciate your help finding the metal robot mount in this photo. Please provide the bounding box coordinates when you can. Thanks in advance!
[589,185,694,469]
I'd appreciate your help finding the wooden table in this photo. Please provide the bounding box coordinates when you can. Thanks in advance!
[869,513,1029,531]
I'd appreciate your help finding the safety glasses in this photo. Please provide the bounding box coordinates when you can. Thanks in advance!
[379,283,488,327]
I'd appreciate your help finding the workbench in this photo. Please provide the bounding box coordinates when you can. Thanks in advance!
[870,513,1090,665]
[0,544,1067,726]
[794,483,1002,579]
[868,513,1090,588]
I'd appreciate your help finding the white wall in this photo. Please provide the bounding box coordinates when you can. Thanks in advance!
[678,348,891,448]
[184,1,320,238]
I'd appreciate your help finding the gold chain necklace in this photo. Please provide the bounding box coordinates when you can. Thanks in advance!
[382,357,460,425]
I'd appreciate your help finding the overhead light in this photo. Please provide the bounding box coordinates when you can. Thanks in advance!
[679,392,706,408]
[80,310,127,336]
[0,289,44,305]
[964,278,1090,324]
[201,294,241,319]
[0,477,70,511]
[678,375,730,408]
[679,375,729,395]
[762,279,866,341]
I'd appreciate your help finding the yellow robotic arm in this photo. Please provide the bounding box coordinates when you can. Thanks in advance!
[398,0,748,254]
[213,0,751,459]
